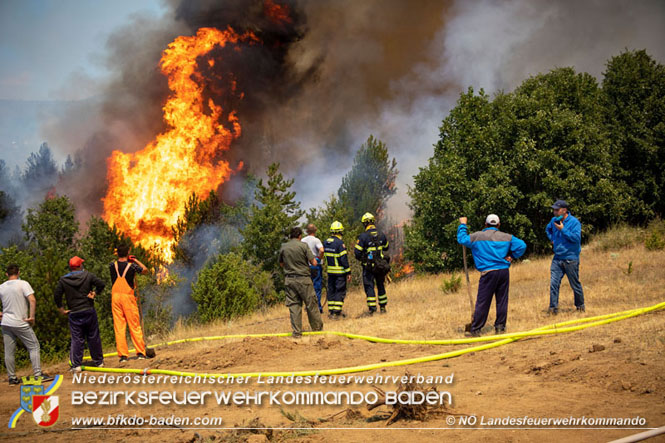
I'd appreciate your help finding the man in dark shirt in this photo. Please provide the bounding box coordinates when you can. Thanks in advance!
[54,256,106,372]
[278,227,323,338]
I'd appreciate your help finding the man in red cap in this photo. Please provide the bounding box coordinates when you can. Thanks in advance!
[54,256,105,372]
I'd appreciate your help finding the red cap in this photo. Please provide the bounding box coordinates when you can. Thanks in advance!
[69,256,85,269]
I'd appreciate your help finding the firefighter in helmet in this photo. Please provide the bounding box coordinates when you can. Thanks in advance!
[323,221,351,318]
[354,212,390,315]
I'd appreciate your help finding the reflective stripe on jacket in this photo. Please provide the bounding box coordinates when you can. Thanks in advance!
[354,225,389,263]
[324,235,351,274]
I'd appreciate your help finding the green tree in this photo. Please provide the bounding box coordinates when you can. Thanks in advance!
[602,49,665,221]
[191,252,276,322]
[407,67,632,272]
[22,142,58,194]
[241,163,303,292]
[0,191,9,223]
[308,137,398,284]
[338,135,398,225]
[23,195,78,252]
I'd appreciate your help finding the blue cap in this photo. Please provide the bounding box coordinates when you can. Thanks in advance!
[551,200,568,209]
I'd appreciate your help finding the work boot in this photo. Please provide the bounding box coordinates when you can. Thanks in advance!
[8,376,20,385]
[137,353,146,360]
[495,326,506,335]
[547,307,559,316]
[464,330,482,338]
[380,306,387,314]
[119,356,129,363]
[576,305,586,313]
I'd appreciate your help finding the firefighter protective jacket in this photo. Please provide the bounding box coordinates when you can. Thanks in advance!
[354,225,389,264]
[323,235,351,275]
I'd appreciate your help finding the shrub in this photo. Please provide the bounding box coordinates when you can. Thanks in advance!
[591,224,645,251]
[441,274,462,294]
[644,219,665,250]
[191,252,277,322]
[645,231,665,251]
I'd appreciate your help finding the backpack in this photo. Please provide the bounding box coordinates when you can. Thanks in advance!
[365,231,391,277]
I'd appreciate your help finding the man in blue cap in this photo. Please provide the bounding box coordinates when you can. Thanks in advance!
[546,200,585,315]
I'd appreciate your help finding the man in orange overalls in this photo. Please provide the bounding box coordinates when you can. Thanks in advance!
[109,245,149,362]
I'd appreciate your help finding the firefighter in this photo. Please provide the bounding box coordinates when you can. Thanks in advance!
[323,221,351,318]
[354,213,390,315]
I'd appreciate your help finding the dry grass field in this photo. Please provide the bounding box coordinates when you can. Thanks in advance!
[1,227,664,442]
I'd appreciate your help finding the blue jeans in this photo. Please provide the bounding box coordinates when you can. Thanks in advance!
[310,262,323,313]
[550,259,584,309]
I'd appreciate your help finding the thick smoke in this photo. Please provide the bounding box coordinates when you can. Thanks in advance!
[42,0,665,222]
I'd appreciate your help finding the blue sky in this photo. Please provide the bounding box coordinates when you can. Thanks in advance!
[0,0,166,101]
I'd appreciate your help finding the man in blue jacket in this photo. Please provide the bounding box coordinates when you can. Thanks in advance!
[546,200,584,315]
[457,214,526,336]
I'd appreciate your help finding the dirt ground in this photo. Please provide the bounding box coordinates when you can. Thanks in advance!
[1,306,663,442]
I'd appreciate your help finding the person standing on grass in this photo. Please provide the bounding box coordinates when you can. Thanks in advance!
[54,256,105,372]
[110,245,149,362]
[279,226,323,338]
[457,214,526,337]
[546,200,585,315]
[301,223,325,313]
[0,264,53,384]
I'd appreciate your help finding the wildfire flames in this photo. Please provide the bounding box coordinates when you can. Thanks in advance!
[102,27,257,262]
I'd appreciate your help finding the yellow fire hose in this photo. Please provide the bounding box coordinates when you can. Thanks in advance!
[79,300,665,378]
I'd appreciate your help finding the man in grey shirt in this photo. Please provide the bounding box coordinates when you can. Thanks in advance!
[0,264,52,384]
[301,224,325,313]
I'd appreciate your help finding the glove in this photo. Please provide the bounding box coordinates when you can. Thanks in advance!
[128,255,136,263]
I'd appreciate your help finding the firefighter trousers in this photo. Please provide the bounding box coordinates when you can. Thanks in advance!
[327,273,347,315]
[363,267,387,311]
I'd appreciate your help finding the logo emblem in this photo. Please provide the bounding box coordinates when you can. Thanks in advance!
[9,375,62,429]
[32,395,59,427]
[20,379,44,413]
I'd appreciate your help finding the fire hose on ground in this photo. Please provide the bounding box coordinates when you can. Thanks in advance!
[78,300,665,378]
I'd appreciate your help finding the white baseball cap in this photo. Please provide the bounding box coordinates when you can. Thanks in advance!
[486,214,500,226]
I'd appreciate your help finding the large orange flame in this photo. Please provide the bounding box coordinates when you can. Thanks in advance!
[102,27,257,262]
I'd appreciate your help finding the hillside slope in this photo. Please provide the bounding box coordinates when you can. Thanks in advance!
[1,229,664,442]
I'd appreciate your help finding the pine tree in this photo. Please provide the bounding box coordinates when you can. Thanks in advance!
[241,163,303,292]
[338,135,398,225]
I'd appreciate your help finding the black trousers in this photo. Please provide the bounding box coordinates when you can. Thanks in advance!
[327,273,347,314]
[362,267,386,310]
[69,308,104,367]
[471,268,510,333]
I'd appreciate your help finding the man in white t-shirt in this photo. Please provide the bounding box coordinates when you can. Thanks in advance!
[301,224,325,313]
[0,264,52,384]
